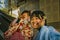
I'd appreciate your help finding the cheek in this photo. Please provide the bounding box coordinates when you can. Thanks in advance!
[37,20,41,23]
[25,16,28,18]
[37,20,42,25]
[31,21,34,26]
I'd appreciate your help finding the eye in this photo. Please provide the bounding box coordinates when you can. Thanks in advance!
[35,17,39,20]
[31,18,33,20]
[36,17,38,20]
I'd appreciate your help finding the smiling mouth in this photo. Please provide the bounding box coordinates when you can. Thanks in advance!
[32,22,39,26]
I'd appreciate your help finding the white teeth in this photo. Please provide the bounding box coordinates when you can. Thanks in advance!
[34,23,37,25]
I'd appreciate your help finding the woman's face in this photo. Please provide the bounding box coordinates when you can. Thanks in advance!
[31,16,43,29]
[22,13,29,20]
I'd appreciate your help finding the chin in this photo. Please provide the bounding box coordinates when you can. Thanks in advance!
[33,26,38,29]
[34,27,39,29]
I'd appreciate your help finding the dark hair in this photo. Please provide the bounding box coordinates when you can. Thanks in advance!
[31,10,47,25]
[31,10,45,19]
[21,10,31,16]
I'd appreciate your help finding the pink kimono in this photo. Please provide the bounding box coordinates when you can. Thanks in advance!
[9,29,25,40]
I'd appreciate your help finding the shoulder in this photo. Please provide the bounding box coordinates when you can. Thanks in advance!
[45,26,58,33]
[47,26,60,36]
[43,26,56,31]
[41,26,58,34]
[40,26,60,40]
[48,26,60,40]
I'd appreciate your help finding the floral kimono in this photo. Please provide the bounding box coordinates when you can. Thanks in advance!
[4,19,33,40]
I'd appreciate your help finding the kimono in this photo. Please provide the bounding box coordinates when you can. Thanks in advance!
[9,30,25,40]
[4,22,25,40]
[33,26,60,40]
[9,20,32,40]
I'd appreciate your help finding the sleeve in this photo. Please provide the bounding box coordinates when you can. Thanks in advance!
[48,26,60,40]
[9,18,18,28]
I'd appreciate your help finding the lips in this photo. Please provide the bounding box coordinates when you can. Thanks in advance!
[32,22,39,26]
[34,23,37,26]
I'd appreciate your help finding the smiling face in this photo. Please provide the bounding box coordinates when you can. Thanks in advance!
[21,13,30,21]
[30,10,46,29]
[22,13,29,20]
[31,16,43,29]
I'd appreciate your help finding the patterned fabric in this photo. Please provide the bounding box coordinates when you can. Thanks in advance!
[19,20,33,40]
[9,31,25,40]
[21,24,33,38]
[4,19,33,40]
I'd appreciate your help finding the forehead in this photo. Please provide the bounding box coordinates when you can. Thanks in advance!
[22,13,28,15]
[31,16,39,19]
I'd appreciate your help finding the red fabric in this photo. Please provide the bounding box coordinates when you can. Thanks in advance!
[9,31,25,40]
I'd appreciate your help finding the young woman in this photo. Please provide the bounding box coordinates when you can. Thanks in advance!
[31,10,60,40]
[4,10,33,40]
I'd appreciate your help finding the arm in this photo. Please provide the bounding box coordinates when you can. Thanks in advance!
[9,18,18,27]
[4,18,20,38]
